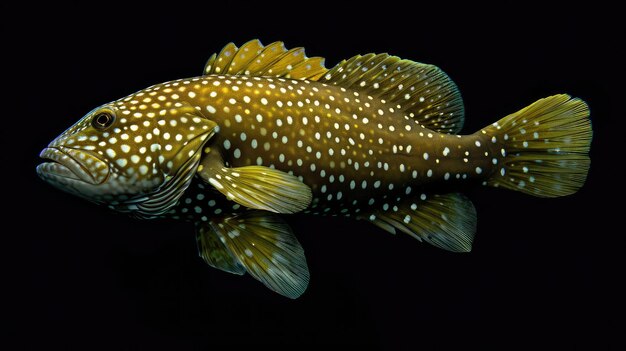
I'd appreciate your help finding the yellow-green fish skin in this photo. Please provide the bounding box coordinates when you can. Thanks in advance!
[37,93,216,216]
[37,40,592,298]
[126,75,495,213]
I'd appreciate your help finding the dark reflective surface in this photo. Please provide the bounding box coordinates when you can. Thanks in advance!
[6,4,621,350]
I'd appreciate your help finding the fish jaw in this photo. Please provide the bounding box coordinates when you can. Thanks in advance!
[37,147,110,198]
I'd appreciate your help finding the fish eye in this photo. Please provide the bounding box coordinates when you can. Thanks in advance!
[92,112,115,130]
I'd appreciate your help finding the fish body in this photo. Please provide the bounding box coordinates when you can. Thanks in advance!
[37,40,592,298]
[115,75,489,214]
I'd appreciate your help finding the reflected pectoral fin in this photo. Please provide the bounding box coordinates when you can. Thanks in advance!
[196,211,310,299]
[196,221,246,275]
[197,151,312,214]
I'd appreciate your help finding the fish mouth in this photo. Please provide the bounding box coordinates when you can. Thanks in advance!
[37,147,109,185]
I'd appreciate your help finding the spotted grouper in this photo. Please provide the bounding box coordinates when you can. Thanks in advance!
[37,39,592,298]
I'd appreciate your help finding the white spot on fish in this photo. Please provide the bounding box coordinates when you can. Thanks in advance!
[106,149,116,158]
[208,178,224,189]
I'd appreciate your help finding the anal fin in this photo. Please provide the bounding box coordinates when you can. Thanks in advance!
[363,193,477,252]
[196,211,310,299]
[197,151,312,214]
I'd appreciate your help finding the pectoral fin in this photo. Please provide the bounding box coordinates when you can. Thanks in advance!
[197,151,312,213]
[196,211,310,299]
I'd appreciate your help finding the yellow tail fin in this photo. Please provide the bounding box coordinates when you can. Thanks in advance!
[482,94,592,197]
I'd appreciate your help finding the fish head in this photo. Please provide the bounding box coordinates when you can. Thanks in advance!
[37,96,218,217]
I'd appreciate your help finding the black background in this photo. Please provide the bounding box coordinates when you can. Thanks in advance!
[4,3,623,350]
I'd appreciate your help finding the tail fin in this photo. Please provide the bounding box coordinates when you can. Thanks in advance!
[482,94,592,197]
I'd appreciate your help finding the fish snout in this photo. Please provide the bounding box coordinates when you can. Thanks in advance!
[37,147,109,185]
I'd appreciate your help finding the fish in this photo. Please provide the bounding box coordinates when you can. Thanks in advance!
[37,39,592,298]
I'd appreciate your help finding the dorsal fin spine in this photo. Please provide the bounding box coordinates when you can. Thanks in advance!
[214,42,237,74]
[204,40,328,81]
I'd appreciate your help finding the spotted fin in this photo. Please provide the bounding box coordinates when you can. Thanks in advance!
[197,150,312,214]
[363,193,477,252]
[201,211,310,299]
[204,39,328,80]
[196,221,246,275]
[481,94,592,197]
[321,53,464,134]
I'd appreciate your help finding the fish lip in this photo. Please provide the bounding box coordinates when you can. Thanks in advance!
[37,147,108,185]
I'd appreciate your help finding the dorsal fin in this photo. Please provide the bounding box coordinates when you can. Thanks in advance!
[321,54,465,134]
[203,39,328,81]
